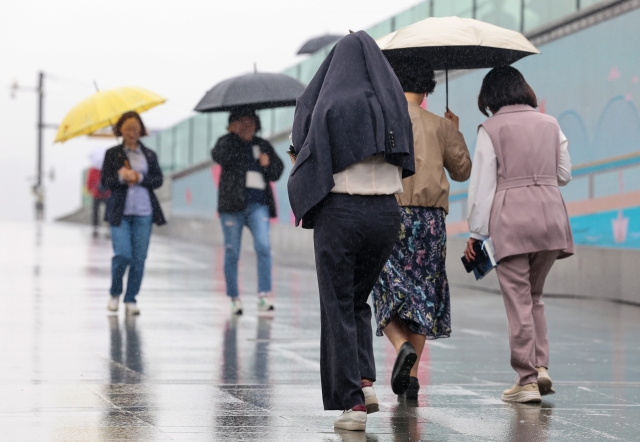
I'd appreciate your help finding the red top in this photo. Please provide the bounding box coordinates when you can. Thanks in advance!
[86,168,110,199]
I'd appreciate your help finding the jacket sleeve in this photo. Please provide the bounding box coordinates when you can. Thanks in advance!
[140,150,163,190]
[557,128,572,186]
[262,142,284,182]
[291,100,312,154]
[212,136,244,167]
[443,120,472,182]
[467,127,496,241]
[101,150,128,191]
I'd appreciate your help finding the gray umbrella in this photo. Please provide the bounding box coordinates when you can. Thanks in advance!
[297,34,343,55]
[194,72,306,113]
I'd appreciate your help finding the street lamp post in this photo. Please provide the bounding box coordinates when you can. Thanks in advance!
[11,71,56,221]
[35,72,45,220]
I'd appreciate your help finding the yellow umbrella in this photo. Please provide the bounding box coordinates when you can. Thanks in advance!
[54,86,166,143]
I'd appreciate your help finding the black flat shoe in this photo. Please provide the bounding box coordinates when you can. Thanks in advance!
[405,376,420,400]
[391,342,417,395]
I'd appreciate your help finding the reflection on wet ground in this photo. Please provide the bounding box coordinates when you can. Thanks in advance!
[0,221,639,441]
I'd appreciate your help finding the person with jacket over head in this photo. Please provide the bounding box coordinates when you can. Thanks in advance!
[371,58,472,401]
[102,111,166,316]
[288,31,415,432]
[211,108,284,315]
[465,66,574,403]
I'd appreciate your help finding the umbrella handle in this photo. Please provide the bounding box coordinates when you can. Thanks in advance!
[445,67,449,111]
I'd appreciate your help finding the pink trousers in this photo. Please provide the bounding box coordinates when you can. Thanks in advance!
[496,250,560,385]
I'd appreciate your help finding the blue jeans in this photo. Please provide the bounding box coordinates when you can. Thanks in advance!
[110,215,153,303]
[220,204,272,298]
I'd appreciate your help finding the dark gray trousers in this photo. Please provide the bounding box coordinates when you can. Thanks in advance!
[313,193,400,410]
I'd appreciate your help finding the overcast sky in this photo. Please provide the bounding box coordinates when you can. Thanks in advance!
[0,0,422,222]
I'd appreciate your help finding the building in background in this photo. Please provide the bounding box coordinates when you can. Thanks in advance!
[140,0,640,250]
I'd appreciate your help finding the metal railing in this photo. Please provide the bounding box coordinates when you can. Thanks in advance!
[145,0,610,176]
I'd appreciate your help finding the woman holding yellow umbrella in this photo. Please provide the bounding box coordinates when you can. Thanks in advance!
[56,87,167,315]
[102,111,166,315]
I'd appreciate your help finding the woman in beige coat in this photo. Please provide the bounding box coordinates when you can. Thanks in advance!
[371,61,472,400]
[465,66,574,403]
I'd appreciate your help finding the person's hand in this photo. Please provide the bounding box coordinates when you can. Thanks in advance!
[259,153,270,167]
[444,108,460,131]
[119,168,139,184]
[463,238,477,262]
[128,171,140,186]
[118,167,129,180]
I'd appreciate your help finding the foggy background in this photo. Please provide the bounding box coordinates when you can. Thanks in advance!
[0,0,421,222]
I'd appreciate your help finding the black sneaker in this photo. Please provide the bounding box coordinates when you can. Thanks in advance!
[405,376,420,399]
[391,342,417,395]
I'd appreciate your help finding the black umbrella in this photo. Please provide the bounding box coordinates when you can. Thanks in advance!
[377,17,540,108]
[297,34,343,55]
[194,72,306,113]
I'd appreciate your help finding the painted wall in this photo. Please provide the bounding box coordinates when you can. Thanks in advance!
[173,7,640,249]
[428,7,640,193]
[428,7,640,249]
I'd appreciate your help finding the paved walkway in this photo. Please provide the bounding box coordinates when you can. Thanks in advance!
[1,221,639,441]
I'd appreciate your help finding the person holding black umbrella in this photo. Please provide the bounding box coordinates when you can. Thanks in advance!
[211,108,284,315]
[289,31,414,431]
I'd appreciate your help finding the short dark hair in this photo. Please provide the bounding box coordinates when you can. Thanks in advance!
[387,55,436,95]
[478,66,537,117]
[114,111,148,137]
[228,107,262,132]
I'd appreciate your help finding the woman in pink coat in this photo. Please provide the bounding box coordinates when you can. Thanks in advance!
[464,67,574,403]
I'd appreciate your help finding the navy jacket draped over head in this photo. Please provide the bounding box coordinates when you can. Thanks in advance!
[287,31,415,228]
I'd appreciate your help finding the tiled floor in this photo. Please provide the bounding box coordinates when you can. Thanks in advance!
[0,221,638,441]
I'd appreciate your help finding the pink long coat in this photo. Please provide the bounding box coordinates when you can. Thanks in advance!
[481,105,574,262]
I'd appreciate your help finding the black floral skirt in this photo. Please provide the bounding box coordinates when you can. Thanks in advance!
[371,207,451,339]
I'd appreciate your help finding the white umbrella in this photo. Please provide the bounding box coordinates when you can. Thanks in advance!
[377,17,540,107]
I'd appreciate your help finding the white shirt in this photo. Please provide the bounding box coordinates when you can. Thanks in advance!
[331,154,404,195]
[466,126,572,240]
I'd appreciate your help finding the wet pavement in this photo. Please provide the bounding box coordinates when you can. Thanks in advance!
[1,221,639,441]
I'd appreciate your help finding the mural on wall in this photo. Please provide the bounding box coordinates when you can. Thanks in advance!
[172,7,640,249]
[428,7,640,249]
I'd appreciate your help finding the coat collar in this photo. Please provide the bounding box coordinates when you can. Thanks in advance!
[495,104,537,115]
[119,142,149,156]
[228,132,262,145]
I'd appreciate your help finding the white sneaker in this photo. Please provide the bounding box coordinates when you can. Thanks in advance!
[334,405,367,431]
[231,298,243,315]
[107,296,119,312]
[501,383,542,403]
[537,366,555,395]
[125,302,140,316]
[361,381,379,414]
[257,295,274,312]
